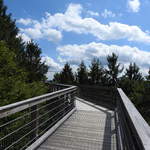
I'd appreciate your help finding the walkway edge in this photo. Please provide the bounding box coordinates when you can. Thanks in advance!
[76,97,113,113]
[26,108,76,150]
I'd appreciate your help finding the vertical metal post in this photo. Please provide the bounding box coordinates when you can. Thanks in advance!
[30,105,38,139]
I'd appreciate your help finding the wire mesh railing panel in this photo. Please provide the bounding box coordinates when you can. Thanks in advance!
[0,85,77,150]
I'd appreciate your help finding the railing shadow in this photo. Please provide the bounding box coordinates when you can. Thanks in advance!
[76,97,116,150]
[101,112,116,150]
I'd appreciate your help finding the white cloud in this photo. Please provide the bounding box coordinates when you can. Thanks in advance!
[18,3,150,44]
[101,9,116,18]
[57,42,150,75]
[17,33,31,42]
[21,28,43,39]
[41,56,62,80]
[128,0,141,13]
[41,56,62,71]
[43,29,62,42]
[17,18,33,25]
[87,10,99,16]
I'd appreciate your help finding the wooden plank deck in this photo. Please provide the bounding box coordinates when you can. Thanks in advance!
[37,98,116,150]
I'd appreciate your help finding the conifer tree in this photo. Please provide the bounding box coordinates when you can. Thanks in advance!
[23,41,48,82]
[60,63,74,84]
[125,63,143,81]
[53,72,61,83]
[77,61,88,84]
[89,58,103,84]
[0,0,24,55]
[107,53,123,85]
[0,41,47,106]
[146,68,150,80]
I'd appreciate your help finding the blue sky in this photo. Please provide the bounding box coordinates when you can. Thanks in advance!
[5,0,150,78]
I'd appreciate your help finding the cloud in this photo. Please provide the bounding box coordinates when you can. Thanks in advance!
[41,56,62,71]
[18,3,150,44]
[17,18,33,25]
[41,56,62,80]
[43,29,62,42]
[57,42,150,75]
[128,0,141,12]
[17,33,31,42]
[87,10,99,16]
[21,28,43,39]
[101,9,116,18]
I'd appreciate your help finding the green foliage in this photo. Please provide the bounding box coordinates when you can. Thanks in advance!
[0,1,49,106]
[53,63,74,84]
[22,41,48,82]
[124,62,143,81]
[0,0,24,55]
[146,68,150,80]
[0,41,48,106]
[120,78,150,124]
[77,61,88,84]
[53,72,61,83]
[89,58,103,84]
[106,53,123,85]
[60,63,74,84]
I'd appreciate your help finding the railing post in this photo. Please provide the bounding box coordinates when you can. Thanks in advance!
[30,105,39,139]
[0,84,77,149]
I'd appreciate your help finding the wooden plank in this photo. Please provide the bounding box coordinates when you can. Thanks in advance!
[117,88,150,150]
[37,108,116,150]
[26,108,76,150]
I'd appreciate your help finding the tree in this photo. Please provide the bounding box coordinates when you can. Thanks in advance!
[106,53,123,86]
[53,72,61,83]
[77,61,88,84]
[89,58,103,84]
[0,0,24,55]
[23,41,48,82]
[125,63,143,81]
[0,41,47,106]
[146,68,150,80]
[60,63,74,84]
[0,1,48,106]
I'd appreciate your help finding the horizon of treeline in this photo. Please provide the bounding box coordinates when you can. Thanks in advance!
[53,53,150,85]
[0,0,149,125]
[53,54,150,125]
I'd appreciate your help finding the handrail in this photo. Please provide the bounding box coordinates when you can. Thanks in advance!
[116,88,150,150]
[0,85,77,118]
[0,84,77,150]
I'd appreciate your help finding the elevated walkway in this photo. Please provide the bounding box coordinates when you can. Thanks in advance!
[37,98,116,150]
[0,84,149,150]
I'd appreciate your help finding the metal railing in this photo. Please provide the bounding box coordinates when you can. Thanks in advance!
[0,84,77,150]
[115,88,150,150]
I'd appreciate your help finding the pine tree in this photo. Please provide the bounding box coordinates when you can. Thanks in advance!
[89,58,104,84]
[125,63,143,81]
[0,41,47,106]
[77,61,88,84]
[53,72,61,83]
[107,53,123,85]
[0,1,48,106]
[0,0,24,54]
[60,63,74,84]
[23,41,48,82]
[146,68,150,80]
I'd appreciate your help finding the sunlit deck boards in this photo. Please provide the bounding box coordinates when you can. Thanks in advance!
[37,98,116,150]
